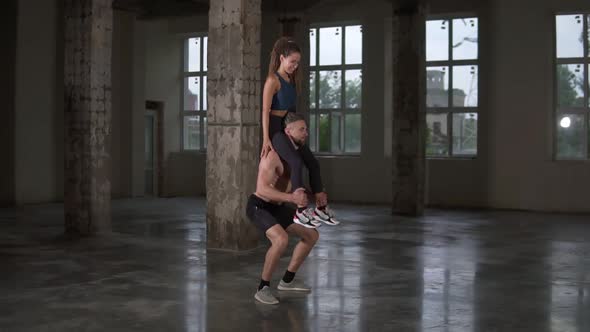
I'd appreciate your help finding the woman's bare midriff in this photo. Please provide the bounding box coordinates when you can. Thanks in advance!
[270,110,288,117]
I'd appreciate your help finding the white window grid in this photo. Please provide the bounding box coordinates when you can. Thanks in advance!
[426,16,479,158]
[554,13,590,160]
[182,35,208,151]
[309,23,363,155]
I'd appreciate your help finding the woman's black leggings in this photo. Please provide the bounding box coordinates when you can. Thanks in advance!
[269,114,323,195]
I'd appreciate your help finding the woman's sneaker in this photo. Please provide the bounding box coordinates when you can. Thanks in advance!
[313,207,340,226]
[294,208,319,228]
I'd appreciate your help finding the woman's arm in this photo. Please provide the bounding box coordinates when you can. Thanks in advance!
[260,75,278,157]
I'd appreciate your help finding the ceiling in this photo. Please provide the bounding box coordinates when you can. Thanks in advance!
[113,0,324,19]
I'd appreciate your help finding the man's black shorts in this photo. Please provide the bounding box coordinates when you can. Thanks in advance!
[246,194,295,232]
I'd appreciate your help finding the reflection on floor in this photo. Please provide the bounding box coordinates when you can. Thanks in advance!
[0,197,589,331]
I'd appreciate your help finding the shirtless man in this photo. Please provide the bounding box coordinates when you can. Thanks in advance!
[246,113,319,305]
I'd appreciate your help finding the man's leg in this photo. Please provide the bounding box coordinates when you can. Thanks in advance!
[253,224,289,305]
[261,224,289,281]
[246,196,287,305]
[276,223,319,292]
[285,224,319,273]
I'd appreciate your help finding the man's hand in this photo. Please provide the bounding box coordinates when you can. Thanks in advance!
[315,192,328,207]
[291,188,308,207]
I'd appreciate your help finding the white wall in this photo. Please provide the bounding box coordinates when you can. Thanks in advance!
[15,0,63,205]
[131,0,590,212]
[301,0,394,203]
[16,0,589,213]
[487,0,590,212]
[112,10,136,198]
[424,0,488,208]
[14,1,140,204]
[139,16,209,197]
[296,0,590,212]
[132,17,147,197]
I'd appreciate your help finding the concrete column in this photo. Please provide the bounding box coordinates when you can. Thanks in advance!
[207,0,261,250]
[63,0,113,235]
[0,0,17,207]
[391,0,426,216]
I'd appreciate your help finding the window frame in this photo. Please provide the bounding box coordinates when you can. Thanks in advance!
[309,22,363,156]
[425,15,480,159]
[554,12,590,160]
[181,34,208,152]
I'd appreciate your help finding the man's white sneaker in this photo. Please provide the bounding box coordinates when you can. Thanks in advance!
[278,279,311,292]
[254,286,279,305]
[313,207,341,226]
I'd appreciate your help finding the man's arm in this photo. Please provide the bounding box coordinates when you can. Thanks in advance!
[256,154,307,206]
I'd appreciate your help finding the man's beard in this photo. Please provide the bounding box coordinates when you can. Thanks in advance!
[291,137,305,147]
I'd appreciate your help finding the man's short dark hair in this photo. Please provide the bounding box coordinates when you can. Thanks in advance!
[284,113,305,126]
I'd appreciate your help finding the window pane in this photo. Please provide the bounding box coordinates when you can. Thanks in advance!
[556,15,584,58]
[309,71,316,109]
[319,113,330,152]
[319,71,341,109]
[426,113,449,156]
[427,66,449,107]
[309,113,317,152]
[452,113,478,156]
[184,116,200,150]
[345,70,362,108]
[345,114,361,153]
[426,20,449,61]
[203,76,208,110]
[310,29,317,66]
[452,18,478,60]
[557,64,584,108]
[556,114,585,159]
[345,25,362,64]
[203,36,208,71]
[184,76,201,110]
[453,65,478,107]
[186,37,201,72]
[588,15,590,57]
[319,27,342,65]
[331,112,342,154]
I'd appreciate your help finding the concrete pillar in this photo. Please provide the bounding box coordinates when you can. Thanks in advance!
[391,0,426,216]
[63,0,113,235]
[207,0,261,250]
[0,0,17,207]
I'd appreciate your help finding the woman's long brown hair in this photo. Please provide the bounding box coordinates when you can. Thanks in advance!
[267,37,302,94]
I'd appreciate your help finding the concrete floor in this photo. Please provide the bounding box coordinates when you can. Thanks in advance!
[0,197,589,332]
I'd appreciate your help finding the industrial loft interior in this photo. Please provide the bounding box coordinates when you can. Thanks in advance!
[1,0,589,331]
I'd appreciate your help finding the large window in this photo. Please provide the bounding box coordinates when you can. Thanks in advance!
[426,17,479,157]
[309,25,363,154]
[555,14,589,160]
[183,35,208,151]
